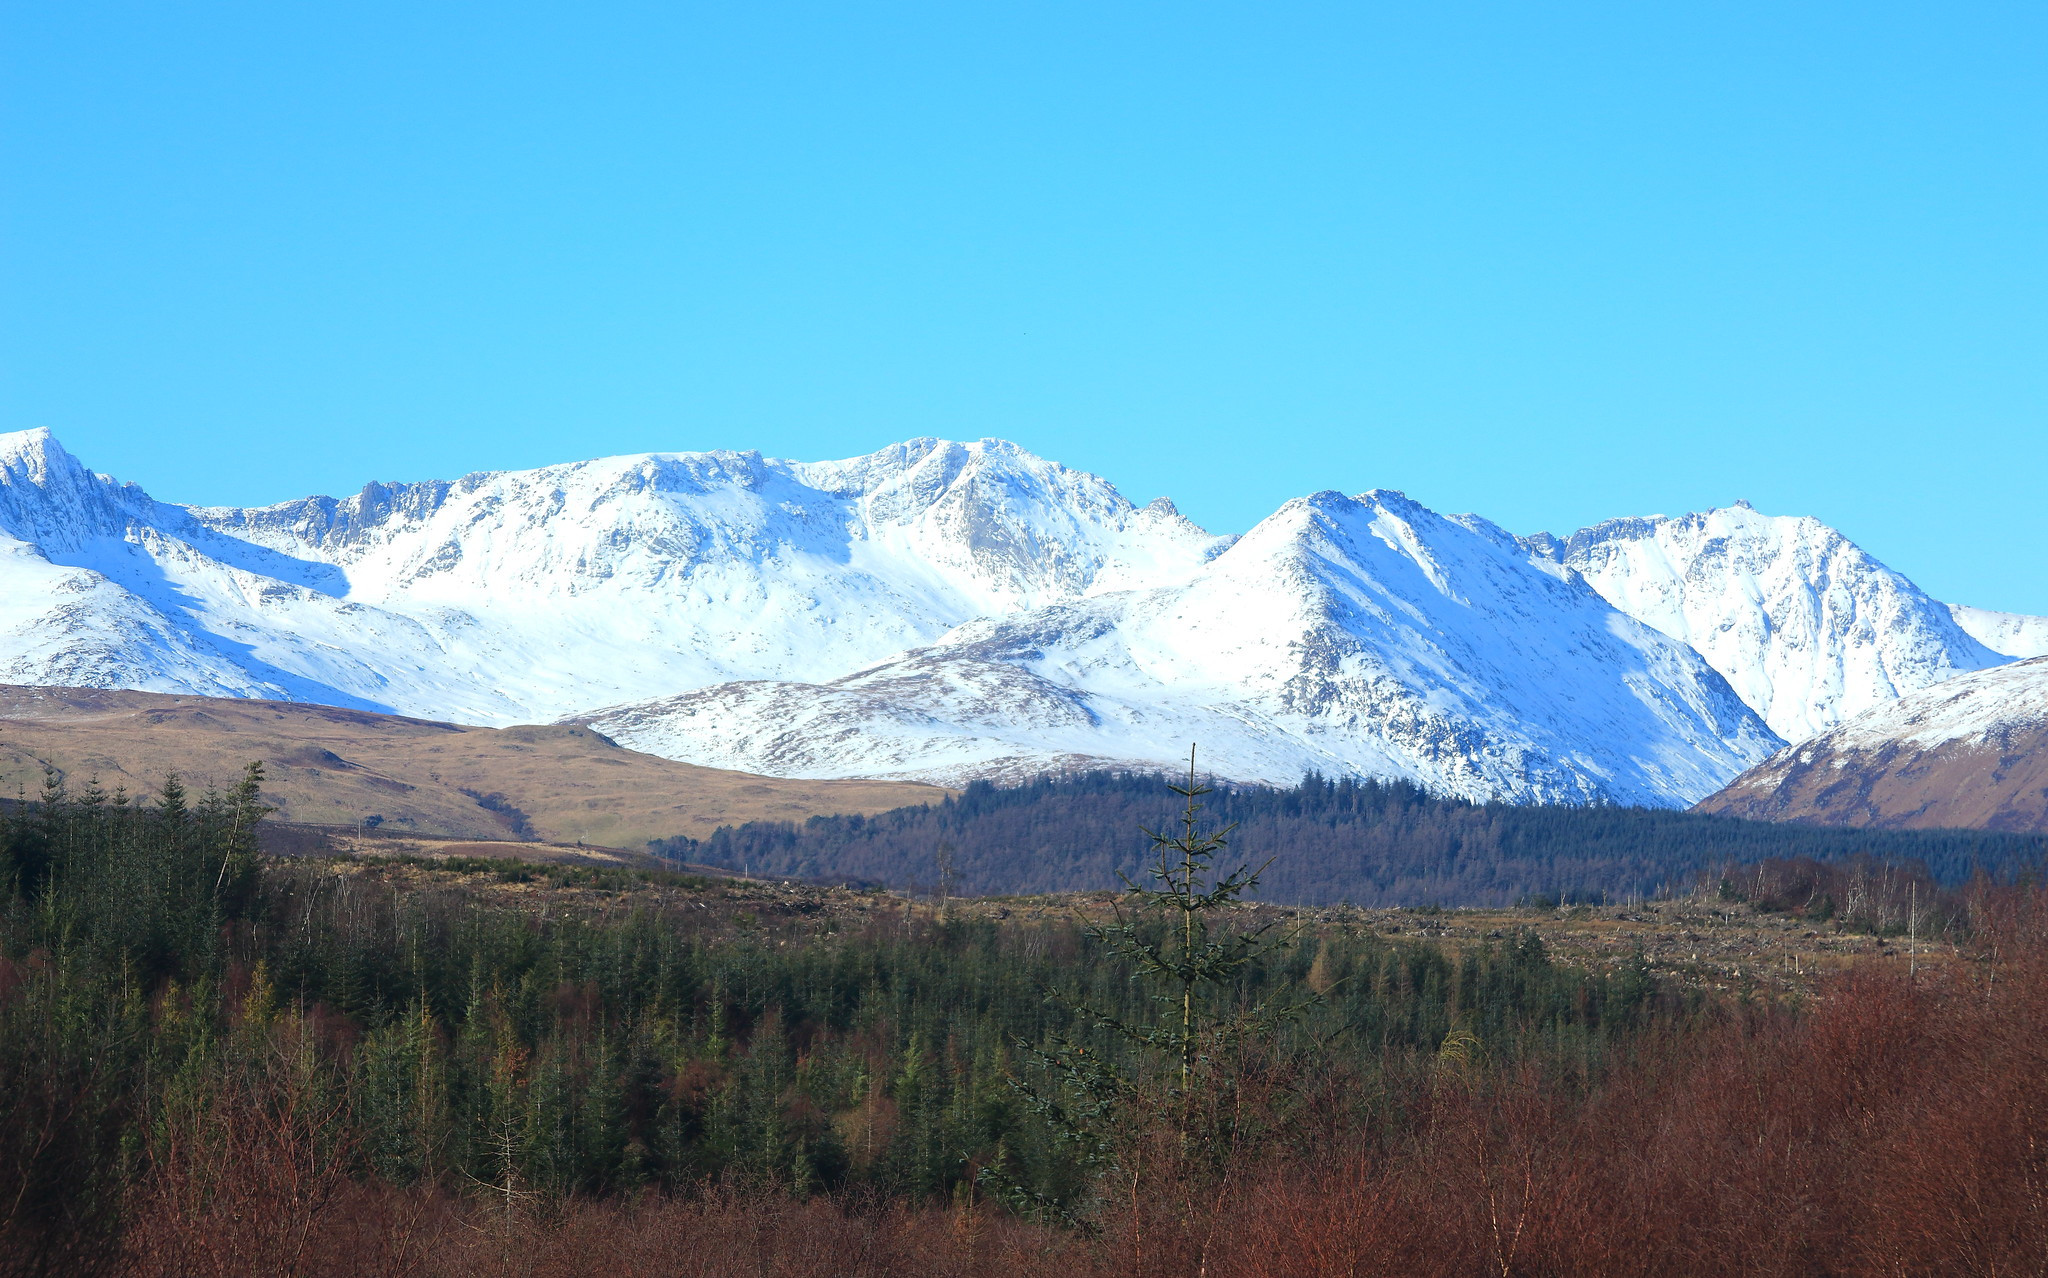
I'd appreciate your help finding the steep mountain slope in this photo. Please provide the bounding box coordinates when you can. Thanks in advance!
[1695,657,2048,832]
[580,492,1781,805]
[0,427,506,712]
[1534,504,2008,742]
[0,685,943,846]
[1950,604,2048,659]
[0,429,1222,723]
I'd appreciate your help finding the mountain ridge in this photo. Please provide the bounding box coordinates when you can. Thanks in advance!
[0,426,2034,807]
[579,483,1779,803]
[1529,503,2007,742]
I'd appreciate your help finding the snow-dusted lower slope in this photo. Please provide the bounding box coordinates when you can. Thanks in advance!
[579,491,1782,805]
[1949,604,2048,659]
[1533,504,2009,743]
[1696,656,2048,831]
[1814,655,2048,754]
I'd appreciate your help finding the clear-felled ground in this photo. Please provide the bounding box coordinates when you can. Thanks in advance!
[1342,898,1949,995]
[322,851,1942,997]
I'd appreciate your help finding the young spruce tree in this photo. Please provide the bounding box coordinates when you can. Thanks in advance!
[988,747,1321,1261]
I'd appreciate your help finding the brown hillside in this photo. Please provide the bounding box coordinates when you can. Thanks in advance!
[1696,734,2048,831]
[0,685,946,848]
[1694,658,2048,832]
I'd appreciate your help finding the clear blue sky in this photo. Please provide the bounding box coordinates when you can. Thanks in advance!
[4,2,2044,612]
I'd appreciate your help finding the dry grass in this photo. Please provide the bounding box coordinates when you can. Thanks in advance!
[940,889,1943,998]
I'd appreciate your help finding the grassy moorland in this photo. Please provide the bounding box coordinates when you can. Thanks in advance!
[3,769,2046,1276]
[0,684,944,846]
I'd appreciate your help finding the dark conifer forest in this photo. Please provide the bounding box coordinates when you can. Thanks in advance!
[657,771,2048,904]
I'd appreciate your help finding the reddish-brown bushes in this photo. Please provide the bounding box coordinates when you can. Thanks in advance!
[55,890,2048,1276]
[1208,944,2048,1276]
[110,952,2048,1277]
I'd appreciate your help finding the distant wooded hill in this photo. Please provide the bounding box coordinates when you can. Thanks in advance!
[653,773,2048,907]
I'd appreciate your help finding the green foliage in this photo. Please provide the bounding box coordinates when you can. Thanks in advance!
[0,765,267,1272]
[986,755,1323,1228]
[7,764,268,985]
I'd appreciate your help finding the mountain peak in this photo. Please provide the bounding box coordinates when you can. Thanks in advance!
[0,425,55,449]
[0,426,84,481]
[1556,504,2007,741]
[0,426,161,550]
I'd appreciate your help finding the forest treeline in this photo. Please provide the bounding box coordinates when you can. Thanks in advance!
[655,771,2048,905]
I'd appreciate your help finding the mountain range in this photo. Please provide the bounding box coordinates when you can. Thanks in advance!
[2,426,2038,808]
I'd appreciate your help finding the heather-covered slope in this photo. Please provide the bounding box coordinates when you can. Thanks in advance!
[1695,657,2048,831]
[0,685,942,846]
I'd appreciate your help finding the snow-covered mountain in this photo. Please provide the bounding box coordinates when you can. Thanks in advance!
[0,429,1222,724]
[1,425,2029,806]
[1696,656,2048,831]
[1949,604,2048,659]
[1530,503,2011,742]
[577,491,1779,802]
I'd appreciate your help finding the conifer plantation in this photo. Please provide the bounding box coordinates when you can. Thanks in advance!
[661,772,2048,905]
[5,766,2048,1276]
